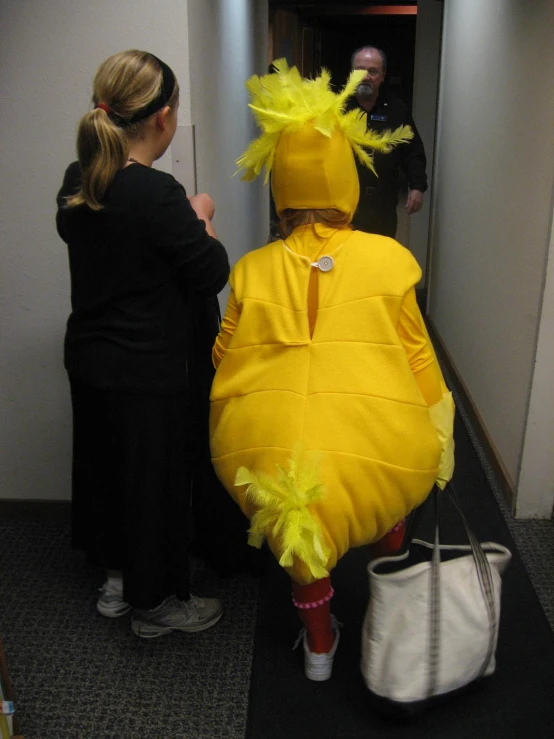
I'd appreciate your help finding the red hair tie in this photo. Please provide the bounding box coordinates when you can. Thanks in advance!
[95,103,112,114]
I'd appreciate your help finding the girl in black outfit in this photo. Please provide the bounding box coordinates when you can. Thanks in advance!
[56,50,229,638]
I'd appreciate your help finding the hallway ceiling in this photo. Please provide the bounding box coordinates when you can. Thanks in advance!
[271,1,418,5]
[270,2,422,18]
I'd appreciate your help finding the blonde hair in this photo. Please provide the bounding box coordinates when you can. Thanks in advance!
[278,208,352,239]
[66,50,179,211]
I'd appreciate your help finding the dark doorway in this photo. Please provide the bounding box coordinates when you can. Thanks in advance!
[269,2,418,114]
[268,1,442,298]
[268,2,420,246]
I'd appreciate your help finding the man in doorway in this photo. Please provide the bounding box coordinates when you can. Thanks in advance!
[348,46,427,238]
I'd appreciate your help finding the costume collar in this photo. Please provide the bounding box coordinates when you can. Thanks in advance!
[283,225,353,260]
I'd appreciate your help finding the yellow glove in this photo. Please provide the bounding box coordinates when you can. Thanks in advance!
[428,391,455,489]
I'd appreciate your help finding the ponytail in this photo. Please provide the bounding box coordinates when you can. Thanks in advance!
[66,107,128,210]
[65,50,178,211]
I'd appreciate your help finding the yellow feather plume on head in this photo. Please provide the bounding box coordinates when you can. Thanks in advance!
[234,449,331,580]
[236,58,414,183]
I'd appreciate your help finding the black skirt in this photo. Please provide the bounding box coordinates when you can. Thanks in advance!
[186,299,266,577]
[69,376,193,609]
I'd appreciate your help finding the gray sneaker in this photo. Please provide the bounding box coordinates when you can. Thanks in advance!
[97,583,131,618]
[131,594,223,639]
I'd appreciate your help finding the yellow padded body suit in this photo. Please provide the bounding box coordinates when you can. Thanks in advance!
[210,224,448,584]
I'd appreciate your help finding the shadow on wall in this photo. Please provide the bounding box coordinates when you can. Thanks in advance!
[2,335,72,501]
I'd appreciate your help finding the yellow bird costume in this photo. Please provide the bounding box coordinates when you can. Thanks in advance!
[210,61,454,585]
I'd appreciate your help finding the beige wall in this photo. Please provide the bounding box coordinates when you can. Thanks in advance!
[0,0,268,501]
[409,0,443,283]
[428,0,554,510]
[187,0,269,307]
[517,213,554,517]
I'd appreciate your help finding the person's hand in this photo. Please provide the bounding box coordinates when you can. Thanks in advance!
[188,193,218,238]
[189,192,215,221]
[406,189,424,215]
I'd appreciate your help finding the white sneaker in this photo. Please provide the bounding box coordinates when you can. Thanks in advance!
[96,583,131,618]
[131,594,223,639]
[294,615,341,681]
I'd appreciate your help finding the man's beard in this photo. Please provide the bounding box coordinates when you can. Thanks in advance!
[357,81,374,99]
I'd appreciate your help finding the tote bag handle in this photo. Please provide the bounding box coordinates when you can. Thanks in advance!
[404,484,499,697]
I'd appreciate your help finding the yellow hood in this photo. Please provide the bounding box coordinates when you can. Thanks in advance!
[235,59,414,220]
[271,124,360,219]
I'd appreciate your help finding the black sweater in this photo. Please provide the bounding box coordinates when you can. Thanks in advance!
[56,162,230,393]
[346,91,427,234]
[347,91,427,195]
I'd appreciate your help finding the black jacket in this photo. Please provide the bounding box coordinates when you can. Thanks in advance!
[347,91,427,233]
[347,90,427,193]
[56,162,229,393]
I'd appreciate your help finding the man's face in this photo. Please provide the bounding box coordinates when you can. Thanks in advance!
[352,48,385,100]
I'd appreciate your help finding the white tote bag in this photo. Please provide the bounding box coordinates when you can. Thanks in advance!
[361,488,511,713]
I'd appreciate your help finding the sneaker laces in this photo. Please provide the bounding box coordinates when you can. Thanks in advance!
[181,594,204,614]
[98,583,124,597]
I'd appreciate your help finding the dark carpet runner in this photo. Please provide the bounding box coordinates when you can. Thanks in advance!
[245,416,554,738]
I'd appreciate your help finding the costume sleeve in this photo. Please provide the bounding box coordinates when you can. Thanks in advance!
[212,287,240,368]
[151,179,230,297]
[396,287,444,405]
[399,110,427,193]
[397,287,455,489]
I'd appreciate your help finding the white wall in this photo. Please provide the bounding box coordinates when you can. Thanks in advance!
[0,0,267,501]
[187,0,269,307]
[428,0,554,503]
[516,211,554,517]
[409,0,443,283]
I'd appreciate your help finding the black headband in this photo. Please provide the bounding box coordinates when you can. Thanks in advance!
[127,55,176,124]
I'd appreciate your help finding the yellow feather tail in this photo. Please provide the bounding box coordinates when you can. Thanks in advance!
[234,451,330,580]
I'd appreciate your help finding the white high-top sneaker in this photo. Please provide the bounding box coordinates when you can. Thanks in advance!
[294,615,341,681]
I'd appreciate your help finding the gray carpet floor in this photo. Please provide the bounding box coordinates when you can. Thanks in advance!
[0,521,258,738]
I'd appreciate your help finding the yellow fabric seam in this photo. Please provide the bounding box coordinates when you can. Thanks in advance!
[214,447,439,474]
[211,389,430,407]
[223,340,402,350]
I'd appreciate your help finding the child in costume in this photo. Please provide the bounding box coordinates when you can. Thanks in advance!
[209,61,455,680]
